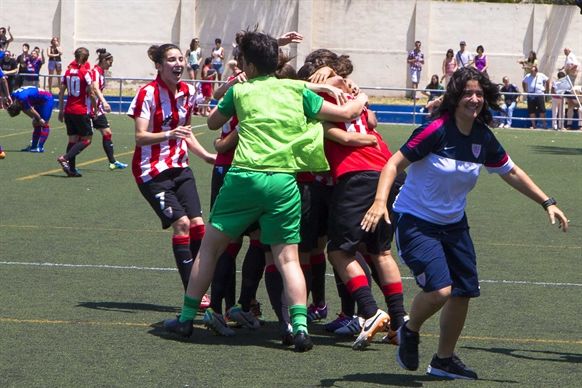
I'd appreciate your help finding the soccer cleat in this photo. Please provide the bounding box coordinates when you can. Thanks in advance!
[335,315,364,336]
[163,316,193,338]
[352,309,390,351]
[279,321,294,346]
[396,323,420,371]
[427,354,478,380]
[293,330,313,352]
[324,312,351,332]
[69,169,83,178]
[307,303,328,322]
[57,155,74,176]
[202,308,235,337]
[227,304,261,330]
[109,161,128,170]
[250,299,265,326]
[0,150,5,159]
[21,145,32,152]
[29,147,44,153]
[199,294,211,310]
[382,314,409,345]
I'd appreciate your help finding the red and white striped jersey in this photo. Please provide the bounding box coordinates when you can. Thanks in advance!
[127,75,195,184]
[92,65,106,115]
[61,62,93,115]
[323,95,392,180]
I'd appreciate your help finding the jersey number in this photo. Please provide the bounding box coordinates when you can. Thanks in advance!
[155,192,166,210]
[66,76,82,97]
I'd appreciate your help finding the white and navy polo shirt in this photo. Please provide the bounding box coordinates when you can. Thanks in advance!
[394,114,514,225]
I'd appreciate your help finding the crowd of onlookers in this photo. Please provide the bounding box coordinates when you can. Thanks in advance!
[408,40,581,130]
[1,25,580,129]
[0,27,65,93]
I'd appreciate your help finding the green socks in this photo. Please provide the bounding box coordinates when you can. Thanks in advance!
[178,294,200,322]
[289,304,308,335]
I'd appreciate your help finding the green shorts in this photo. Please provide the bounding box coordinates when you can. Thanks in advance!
[209,168,301,245]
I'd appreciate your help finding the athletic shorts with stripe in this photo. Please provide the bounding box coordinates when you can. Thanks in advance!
[209,168,300,245]
[327,171,405,255]
[138,167,203,229]
[394,212,480,297]
[91,114,109,130]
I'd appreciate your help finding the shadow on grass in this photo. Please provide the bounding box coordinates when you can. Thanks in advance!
[318,372,518,386]
[464,345,582,364]
[77,301,180,314]
[529,145,582,155]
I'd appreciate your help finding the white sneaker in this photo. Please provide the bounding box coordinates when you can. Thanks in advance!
[352,309,390,350]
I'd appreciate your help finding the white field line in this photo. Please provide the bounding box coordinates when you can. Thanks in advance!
[0,260,580,287]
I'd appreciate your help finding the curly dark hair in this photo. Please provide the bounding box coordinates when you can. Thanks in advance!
[435,67,501,125]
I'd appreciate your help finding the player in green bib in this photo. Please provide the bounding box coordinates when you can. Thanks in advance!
[163,30,367,352]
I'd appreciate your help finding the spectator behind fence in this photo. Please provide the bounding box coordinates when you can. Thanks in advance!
[455,40,473,69]
[23,47,45,87]
[441,49,457,86]
[499,76,520,128]
[185,38,201,80]
[407,40,424,99]
[0,26,13,51]
[47,37,63,91]
[0,50,18,92]
[565,86,581,130]
[550,71,570,130]
[422,74,444,103]
[518,51,537,76]
[211,38,225,81]
[522,65,549,129]
[560,47,579,85]
[473,45,488,78]
[16,43,31,88]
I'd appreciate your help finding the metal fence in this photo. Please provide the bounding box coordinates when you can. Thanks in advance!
[19,73,582,129]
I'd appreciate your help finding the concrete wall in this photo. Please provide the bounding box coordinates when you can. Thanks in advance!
[1,0,581,95]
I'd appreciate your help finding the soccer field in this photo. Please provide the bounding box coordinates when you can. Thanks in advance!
[0,112,581,387]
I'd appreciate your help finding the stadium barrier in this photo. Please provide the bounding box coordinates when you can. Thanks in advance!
[25,74,581,130]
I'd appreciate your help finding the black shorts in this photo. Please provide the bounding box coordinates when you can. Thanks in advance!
[527,96,546,115]
[64,113,93,136]
[210,165,231,209]
[299,180,333,252]
[91,114,110,130]
[138,167,202,229]
[327,171,405,255]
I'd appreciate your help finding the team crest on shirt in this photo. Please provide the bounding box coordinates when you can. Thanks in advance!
[471,144,482,158]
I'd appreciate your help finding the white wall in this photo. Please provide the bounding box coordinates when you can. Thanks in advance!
[1,0,581,95]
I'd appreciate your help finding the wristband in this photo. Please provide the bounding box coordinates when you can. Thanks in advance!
[541,197,557,210]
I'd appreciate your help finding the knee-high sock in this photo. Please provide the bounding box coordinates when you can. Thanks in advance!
[65,142,75,170]
[224,242,242,310]
[300,262,312,300]
[179,294,200,323]
[264,264,286,323]
[310,253,326,306]
[238,239,265,311]
[346,275,378,319]
[31,126,41,148]
[172,235,192,291]
[210,242,240,314]
[334,268,355,317]
[382,282,406,330]
[189,224,205,260]
[289,304,308,335]
[65,139,90,161]
[102,132,116,163]
[38,125,50,148]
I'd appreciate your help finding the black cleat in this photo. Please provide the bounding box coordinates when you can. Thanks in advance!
[279,321,294,346]
[163,317,193,338]
[57,155,74,177]
[293,330,313,352]
[396,323,420,371]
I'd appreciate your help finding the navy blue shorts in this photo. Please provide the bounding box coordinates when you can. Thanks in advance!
[394,212,480,297]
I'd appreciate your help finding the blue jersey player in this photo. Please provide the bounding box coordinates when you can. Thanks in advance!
[7,86,55,152]
[362,67,569,380]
